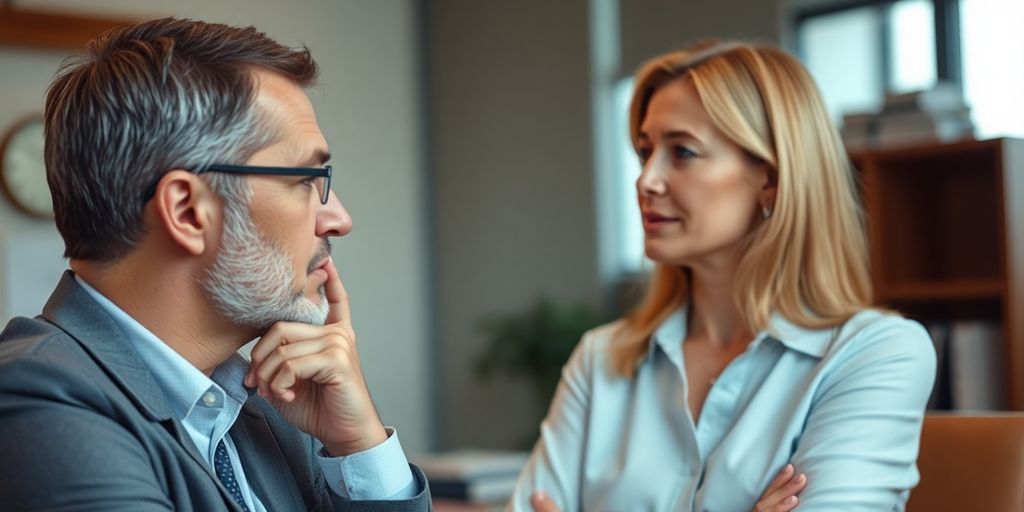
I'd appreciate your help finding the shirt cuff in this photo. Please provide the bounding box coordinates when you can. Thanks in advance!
[316,426,416,500]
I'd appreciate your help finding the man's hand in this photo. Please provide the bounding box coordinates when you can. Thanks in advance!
[244,257,387,456]
[754,464,806,512]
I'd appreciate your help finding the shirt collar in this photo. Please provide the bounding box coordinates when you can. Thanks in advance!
[647,304,835,361]
[764,312,836,357]
[74,275,252,419]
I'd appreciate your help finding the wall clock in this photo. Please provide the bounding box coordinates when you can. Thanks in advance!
[0,115,53,219]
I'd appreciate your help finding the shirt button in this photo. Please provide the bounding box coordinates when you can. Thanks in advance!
[201,392,217,406]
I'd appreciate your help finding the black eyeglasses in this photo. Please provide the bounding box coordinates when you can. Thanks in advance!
[202,164,333,205]
[142,164,333,204]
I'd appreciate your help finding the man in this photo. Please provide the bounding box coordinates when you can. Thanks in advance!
[0,18,430,511]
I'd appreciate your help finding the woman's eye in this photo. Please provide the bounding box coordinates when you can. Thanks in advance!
[637,147,653,163]
[673,145,697,159]
[300,176,317,187]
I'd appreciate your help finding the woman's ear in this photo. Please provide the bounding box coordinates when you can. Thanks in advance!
[757,162,778,212]
[150,170,219,256]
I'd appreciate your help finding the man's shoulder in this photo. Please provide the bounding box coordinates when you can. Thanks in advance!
[0,315,84,364]
[0,315,108,398]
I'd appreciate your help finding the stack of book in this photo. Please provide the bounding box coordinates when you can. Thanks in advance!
[839,113,875,150]
[841,82,974,150]
[925,320,1007,411]
[415,449,529,509]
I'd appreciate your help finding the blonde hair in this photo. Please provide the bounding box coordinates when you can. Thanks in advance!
[612,41,873,376]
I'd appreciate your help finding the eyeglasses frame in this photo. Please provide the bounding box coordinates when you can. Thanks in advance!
[201,163,333,205]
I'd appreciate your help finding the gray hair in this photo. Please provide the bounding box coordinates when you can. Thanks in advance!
[44,17,318,261]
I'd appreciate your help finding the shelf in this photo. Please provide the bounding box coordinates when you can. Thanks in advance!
[851,138,1001,164]
[857,138,1024,409]
[0,6,135,51]
[877,279,1005,303]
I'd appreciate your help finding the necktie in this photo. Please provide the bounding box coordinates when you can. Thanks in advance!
[214,438,251,511]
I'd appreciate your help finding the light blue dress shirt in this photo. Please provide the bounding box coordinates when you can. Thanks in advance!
[509,306,936,511]
[76,276,416,508]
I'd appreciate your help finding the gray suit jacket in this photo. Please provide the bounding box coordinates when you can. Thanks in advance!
[0,272,431,511]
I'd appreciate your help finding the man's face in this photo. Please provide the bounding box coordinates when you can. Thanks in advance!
[203,69,352,331]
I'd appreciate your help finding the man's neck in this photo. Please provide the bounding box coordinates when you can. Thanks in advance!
[71,256,256,375]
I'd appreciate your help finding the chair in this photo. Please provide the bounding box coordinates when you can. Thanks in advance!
[907,413,1024,511]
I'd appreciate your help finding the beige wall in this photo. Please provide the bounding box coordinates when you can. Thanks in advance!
[427,0,602,449]
[2,0,799,455]
[427,0,787,450]
[0,0,433,455]
[620,0,782,77]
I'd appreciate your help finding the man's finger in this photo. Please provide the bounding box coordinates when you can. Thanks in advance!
[530,491,561,512]
[323,257,351,326]
[246,322,326,385]
[249,338,331,396]
[265,348,351,401]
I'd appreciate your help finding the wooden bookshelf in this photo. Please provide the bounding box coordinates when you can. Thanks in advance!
[0,6,135,51]
[878,279,1005,303]
[852,138,1024,409]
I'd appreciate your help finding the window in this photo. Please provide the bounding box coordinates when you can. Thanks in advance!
[960,0,1024,138]
[794,0,1024,139]
[799,5,887,121]
[889,0,937,93]
[611,78,648,275]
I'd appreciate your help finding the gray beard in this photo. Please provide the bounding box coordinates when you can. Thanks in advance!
[202,199,330,332]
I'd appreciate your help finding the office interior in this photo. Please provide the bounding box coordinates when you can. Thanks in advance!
[1,0,1021,462]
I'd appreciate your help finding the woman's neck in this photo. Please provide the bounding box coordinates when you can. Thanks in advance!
[686,259,753,348]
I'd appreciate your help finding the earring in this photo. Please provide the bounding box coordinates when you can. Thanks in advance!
[762,206,772,219]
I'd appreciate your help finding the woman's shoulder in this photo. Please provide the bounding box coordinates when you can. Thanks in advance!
[826,309,936,367]
[577,319,630,356]
[836,309,931,344]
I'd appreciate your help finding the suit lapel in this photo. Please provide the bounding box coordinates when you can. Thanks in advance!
[40,271,244,510]
[41,272,176,421]
[232,401,309,511]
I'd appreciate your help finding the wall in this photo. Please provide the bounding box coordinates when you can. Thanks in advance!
[426,0,602,449]
[426,0,787,450]
[0,0,433,455]
[620,0,783,78]
[1,0,802,456]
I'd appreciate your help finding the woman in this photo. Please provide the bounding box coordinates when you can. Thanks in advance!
[509,41,936,511]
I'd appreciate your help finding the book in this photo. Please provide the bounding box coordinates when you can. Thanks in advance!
[875,109,973,147]
[949,321,1007,410]
[415,449,529,481]
[839,82,975,149]
[924,321,953,410]
[883,81,964,114]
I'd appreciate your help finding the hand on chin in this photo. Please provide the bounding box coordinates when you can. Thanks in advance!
[245,258,387,455]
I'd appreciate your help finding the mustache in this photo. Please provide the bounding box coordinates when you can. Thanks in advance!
[307,239,333,273]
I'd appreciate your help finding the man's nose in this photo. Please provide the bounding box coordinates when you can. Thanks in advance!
[317,190,352,237]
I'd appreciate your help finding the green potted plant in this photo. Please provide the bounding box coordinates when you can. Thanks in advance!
[475,297,607,417]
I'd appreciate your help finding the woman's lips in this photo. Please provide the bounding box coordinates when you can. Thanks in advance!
[642,211,680,231]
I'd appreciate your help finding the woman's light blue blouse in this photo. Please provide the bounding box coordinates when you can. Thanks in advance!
[508,307,936,511]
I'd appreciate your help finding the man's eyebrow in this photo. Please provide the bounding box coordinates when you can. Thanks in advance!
[301,149,331,167]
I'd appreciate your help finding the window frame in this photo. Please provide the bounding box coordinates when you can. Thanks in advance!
[793,0,962,94]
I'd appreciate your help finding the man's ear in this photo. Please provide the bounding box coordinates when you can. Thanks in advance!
[150,170,220,256]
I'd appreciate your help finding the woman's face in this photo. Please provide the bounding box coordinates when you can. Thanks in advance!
[635,77,772,268]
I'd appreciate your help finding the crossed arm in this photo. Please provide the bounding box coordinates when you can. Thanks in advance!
[511,319,935,511]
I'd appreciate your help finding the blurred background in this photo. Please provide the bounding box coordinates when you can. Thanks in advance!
[1,0,1022,460]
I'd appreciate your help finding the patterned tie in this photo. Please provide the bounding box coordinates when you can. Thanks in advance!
[214,439,251,512]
